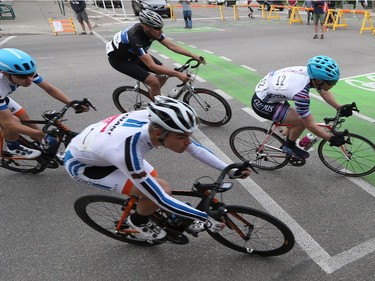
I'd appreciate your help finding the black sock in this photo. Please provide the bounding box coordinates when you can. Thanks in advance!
[285,138,296,147]
[130,212,149,226]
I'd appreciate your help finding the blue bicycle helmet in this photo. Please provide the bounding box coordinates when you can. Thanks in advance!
[0,48,36,75]
[307,55,340,83]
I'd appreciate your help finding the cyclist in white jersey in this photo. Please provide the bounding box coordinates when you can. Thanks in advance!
[65,97,252,240]
[0,48,89,159]
[251,55,353,159]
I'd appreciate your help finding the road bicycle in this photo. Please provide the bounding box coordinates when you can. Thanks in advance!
[229,103,375,177]
[112,58,232,127]
[0,99,96,174]
[74,161,295,257]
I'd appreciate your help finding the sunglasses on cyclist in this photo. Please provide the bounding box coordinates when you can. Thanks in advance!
[323,80,338,86]
[12,72,35,80]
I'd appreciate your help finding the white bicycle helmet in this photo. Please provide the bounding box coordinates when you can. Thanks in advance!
[148,96,198,134]
[139,9,164,29]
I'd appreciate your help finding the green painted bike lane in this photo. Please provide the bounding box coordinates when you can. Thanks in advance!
[151,42,375,184]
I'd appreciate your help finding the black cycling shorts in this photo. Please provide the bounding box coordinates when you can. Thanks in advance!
[108,55,162,82]
[251,93,290,123]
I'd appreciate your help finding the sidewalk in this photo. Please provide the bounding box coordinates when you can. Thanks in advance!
[0,0,81,36]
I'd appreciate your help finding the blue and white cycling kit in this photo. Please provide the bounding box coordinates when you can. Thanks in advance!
[64,110,228,222]
[0,72,42,113]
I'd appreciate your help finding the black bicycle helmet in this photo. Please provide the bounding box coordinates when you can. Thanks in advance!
[139,9,164,29]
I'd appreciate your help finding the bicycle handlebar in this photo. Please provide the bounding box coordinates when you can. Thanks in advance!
[193,161,257,220]
[324,102,359,135]
[42,98,97,136]
[174,57,205,87]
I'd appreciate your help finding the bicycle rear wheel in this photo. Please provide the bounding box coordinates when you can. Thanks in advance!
[74,195,163,246]
[183,88,232,127]
[112,86,151,113]
[207,205,295,256]
[229,126,289,170]
[318,133,375,177]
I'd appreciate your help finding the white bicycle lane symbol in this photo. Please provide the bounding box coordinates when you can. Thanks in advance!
[344,74,375,91]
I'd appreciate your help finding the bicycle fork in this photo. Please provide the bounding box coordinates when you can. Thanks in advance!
[115,196,138,234]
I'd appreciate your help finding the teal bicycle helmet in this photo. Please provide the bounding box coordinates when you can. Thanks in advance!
[0,48,36,75]
[307,55,340,83]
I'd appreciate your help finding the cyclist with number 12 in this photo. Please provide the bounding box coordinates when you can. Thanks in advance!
[106,9,205,101]
[64,96,252,241]
[251,55,354,160]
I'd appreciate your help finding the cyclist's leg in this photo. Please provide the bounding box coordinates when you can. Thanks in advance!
[140,56,166,99]
[64,151,207,222]
[252,94,308,158]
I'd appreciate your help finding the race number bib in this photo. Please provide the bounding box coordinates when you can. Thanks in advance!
[270,74,288,90]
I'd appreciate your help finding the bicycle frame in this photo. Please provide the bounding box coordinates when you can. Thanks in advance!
[0,99,95,173]
[260,121,355,160]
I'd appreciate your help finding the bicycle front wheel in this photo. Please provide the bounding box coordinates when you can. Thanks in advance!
[318,133,375,177]
[207,205,295,256]
[112,86,151,113]
[0,157,47,174]
[74,195,162,246]
[183,88,232,127]
[229,126,289,170]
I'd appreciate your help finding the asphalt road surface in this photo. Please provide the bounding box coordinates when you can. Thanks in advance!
[1,4,375,281]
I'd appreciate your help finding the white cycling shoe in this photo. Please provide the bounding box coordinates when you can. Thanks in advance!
[7,145,41,159]
[127,216,166,240]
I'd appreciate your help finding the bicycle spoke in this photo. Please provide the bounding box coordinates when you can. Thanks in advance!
[318,133,375,177]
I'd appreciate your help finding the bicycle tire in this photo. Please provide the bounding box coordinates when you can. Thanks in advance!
[74,195,164,246]
[0,157,47,174]
[183,88,232,127]
[229,126,289,170]
[207,205,295,256]
[318,133,375,177]
[112,86,151,113]
[0,136,47,174]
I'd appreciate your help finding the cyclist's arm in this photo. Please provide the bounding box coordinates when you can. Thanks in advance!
[186,139,227,171]
[37,80,72,105]
[317,89,341,110]
[0,109,45,140]
[139,54,189,82]
[301,114,332,140]
[159,38,202,62]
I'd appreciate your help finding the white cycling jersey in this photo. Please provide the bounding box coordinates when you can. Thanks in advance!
[65,110,228,222]
[0,72,43,112]
[255,66,312,119]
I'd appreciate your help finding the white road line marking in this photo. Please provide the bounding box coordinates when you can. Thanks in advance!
[220,56,232,61]
[241,65,257,72]
[194,128,375,274]
[214,89,232,100]
[203,50,214,54]
[0,36,16,46]
[159,54,170,60]
[347,176,375,198]
[242,107,268,122]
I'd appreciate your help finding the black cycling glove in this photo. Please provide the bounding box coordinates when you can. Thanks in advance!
[329,135,346,147]
[338,104,353,117]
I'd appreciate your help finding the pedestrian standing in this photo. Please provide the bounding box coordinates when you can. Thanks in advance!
[70,0,93,35]
[179,0,193,29]
[303,0,313,25]
[312,0,326,39]
[247,0,254,18]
